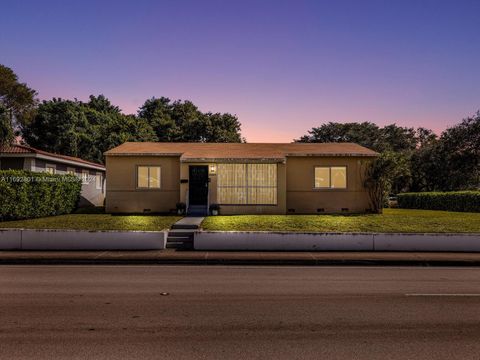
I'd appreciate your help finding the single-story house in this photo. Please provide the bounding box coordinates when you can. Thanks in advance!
[0,144,106,207]
[104,142,378,215]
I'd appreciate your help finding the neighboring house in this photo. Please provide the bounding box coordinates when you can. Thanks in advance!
[104,142,378,215]
[0,144,106,207]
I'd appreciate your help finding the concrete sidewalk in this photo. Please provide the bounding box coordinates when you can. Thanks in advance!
[2,250,480,266]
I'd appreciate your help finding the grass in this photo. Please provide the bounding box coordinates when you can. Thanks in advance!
[0,214,181,231]
[201,208,480,233]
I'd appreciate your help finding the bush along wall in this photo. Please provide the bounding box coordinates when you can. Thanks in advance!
[0,170,82,221]
[397,191,480,212]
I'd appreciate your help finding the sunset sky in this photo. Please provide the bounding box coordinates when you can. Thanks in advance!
[1,0,479,142]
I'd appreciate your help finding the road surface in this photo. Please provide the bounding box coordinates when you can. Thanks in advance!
[1,265,480,359]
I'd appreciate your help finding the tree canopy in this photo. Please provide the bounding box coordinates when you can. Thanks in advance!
[138,97,243,142]
[0,104,13,146]
[21,96,158,164]
[0,65,37,145]
[297,121,422,153]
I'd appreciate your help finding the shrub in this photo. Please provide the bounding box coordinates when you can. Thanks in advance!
[362,152,410,213]
[0,170,82,220]
[397,191,480,212]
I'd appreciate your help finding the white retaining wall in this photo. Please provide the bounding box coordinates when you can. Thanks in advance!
[0,230,22,250]
[2,229,479,252]
[374,233,480,252]
[0,229,166,250]
[195,232,373,251]
[194,231,480,252]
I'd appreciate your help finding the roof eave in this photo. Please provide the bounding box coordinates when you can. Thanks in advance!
[181,157,286,163]
[1,152,106,171]
[285,152,379,157]
[35,153,105,171]
[104,152,183,157]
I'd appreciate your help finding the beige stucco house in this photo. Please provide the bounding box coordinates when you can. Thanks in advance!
[104,142,378,215]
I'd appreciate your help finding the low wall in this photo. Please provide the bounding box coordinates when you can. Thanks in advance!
[374,233,480,252]
[195,231,373,251]
[194,231,480,252]
[0,229,166,250]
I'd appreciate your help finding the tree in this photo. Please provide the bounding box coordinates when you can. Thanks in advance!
[415,127,437,147]
[0,104,14,146]
[409,141,442,192]
[168,99,204,141]
[297,122,382,150]
[204,112,243,142]
[138,97,243,142]
[91,114,158,163]
[409,113,480,192]
[21,98,93,158]
[0,64,37,145]
[297,121,419,153]
[87,94,121,114]
[363,152,410,213]
[21,96,158,164]
[379,124,417,152]
[437,112,480,190]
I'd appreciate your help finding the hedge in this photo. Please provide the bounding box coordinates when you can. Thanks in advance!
[397,191,480,212]
[0,170,82,220]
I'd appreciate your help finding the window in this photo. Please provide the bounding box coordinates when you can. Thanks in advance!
[81,170,89,185]
[217,163,277,205]
[95,172,103,190]
[45,164,56,174]
[314,166,347,189]
[331,167,347,188]
[67,167,76,175]
[137,166,161,189]
[314,167,330,188]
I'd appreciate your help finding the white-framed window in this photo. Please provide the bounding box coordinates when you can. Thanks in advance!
[314,166,347,189]
[137,166,161,189]
[217,163,277,205]
[95,172,103,190]
[67,167,76,175]
[81,170,89,185]
[45,164,56,174]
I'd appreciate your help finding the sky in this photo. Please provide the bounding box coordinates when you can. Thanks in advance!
[1,0,479,142]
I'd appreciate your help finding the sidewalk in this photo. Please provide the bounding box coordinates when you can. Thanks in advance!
[2,250,480,266]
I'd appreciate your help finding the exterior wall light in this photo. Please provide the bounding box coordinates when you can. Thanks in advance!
[209,164,217,175]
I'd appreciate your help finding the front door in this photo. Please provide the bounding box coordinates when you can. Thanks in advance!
[188,166,209,205]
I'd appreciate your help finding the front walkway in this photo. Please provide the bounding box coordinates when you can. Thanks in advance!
[171,217,204,229]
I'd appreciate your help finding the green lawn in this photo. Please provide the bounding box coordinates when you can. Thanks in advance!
[201,209,480,233]
[0,214,181,231]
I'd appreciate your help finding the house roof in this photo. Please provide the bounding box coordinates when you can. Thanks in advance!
[105,142,378,162]
[0,144,106,171]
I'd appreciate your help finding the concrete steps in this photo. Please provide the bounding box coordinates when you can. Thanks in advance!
[167,217,204,249]
[166,230,194,249]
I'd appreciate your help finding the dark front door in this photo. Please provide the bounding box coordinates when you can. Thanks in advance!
[189,166,209,205]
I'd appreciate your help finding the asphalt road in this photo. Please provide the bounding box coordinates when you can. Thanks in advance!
[1,266,480,360]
